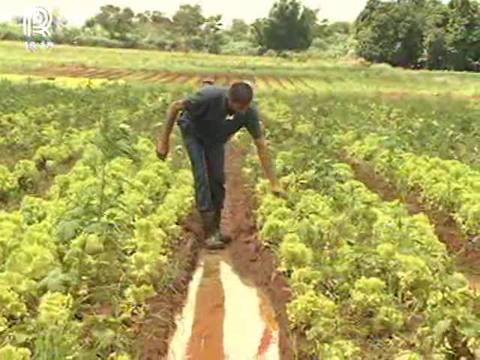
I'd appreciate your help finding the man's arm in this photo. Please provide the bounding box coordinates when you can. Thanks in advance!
[156,100,185,160]
[254,137,285,197]
[244,107,286,197]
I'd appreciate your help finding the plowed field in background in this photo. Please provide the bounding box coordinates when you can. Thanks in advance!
[27,65,316,91]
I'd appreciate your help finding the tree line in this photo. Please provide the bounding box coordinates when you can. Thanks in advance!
[356,0,480,71]
[1,0,478,71]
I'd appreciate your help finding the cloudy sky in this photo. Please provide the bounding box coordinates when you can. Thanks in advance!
[1,0,368,25]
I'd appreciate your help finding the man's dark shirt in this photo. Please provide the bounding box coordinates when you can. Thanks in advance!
[178,86,262,145]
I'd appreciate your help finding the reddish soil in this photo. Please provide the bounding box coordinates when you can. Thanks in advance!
[58,66,90,77]
[259,76,274,89]
[185,253,225,359]
[120,70,138,78]
[285,77,299,90]
[293,77,315,91]
[165,73,184,83]
[214,75,229,85]
[91,69,116,78]
[137,211,203,359]
[180,74,199,86]
[229,77,244,85]
[224,143,293,360]
[176,74,194,84]
[105,69,126,80]
[382,91,479,102]
[136,141,293,359]
[138,71,159,81]
[150,73,171,82]
[83,68,102,77]
[346,156,480,269]
[25,64,303,92]
[270,76,288,90]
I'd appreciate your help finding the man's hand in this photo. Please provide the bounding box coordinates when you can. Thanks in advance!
[156,99,185,161]
[156,139,169,160]
[254,137,285,198]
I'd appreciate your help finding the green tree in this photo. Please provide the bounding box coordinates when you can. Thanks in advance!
[135,10,171,26]
[310,21,353,57]
[222,19,258,55]
[134,10,174,50]
[355,0,425,67]
[203,15,224,54]
[355,0,480,71]
[326,22,352,36]
[227,19,251,42]
[51,8,68,33]
[172,5,205,36]
[85,5,135,40]
[445,0,480,70]
[172,4,206,51]
[423,0,450,69]
[254,0,317,51]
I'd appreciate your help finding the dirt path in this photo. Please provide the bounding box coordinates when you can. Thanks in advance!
[347,157,480,291]
[185,252,225,359]
[166,142,292,360]
[223,143,292,359]
[138,212,203,359]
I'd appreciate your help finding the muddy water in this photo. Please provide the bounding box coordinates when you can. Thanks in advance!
[168,260,204,360]
[168,250,280,360]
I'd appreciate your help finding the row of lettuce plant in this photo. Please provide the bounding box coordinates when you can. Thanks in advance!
[0,118,192,359]
[0,80,181,207]
[0,128,95,203]
[343,133,480,239]
[246,88,480,358]
[253,158,480,358]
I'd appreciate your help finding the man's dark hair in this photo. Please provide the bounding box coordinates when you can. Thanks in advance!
[228,82,254,104]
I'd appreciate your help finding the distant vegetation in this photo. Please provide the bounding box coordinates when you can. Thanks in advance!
[356,0,480,71]
[0,0,479,71]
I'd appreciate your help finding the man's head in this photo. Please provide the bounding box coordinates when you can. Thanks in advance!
[227,82,254,114]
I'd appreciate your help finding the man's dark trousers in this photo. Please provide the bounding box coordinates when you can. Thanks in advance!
[179,120,225,213]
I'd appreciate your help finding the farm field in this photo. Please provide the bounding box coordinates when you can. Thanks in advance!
[0,41,479,359]
[2,41,480,96]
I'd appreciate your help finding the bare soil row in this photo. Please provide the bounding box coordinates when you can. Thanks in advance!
[347,156,480,290]
[135,143,293,359]
[28,65,314,92]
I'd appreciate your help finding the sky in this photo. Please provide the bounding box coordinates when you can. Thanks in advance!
[0,0,368,26]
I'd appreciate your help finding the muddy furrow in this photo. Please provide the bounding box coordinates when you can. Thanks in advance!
[23,65,313,92]
[224,143,293,359]
[346,157,480,290]
[137,212,203,359]
[165,142,293,360]
[139,71,160,81]
[185,252,225,359]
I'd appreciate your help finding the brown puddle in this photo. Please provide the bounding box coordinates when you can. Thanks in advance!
[168,250,280,360]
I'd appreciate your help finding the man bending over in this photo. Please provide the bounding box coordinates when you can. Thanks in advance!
[157,82,284,249]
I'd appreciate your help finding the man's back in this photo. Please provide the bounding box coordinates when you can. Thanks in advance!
[181,85,262,145]
[184,85,229,122]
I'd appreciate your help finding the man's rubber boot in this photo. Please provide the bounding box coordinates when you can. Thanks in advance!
[201,211,226,250]
[214,209,232,244]
[206,232,226,250]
